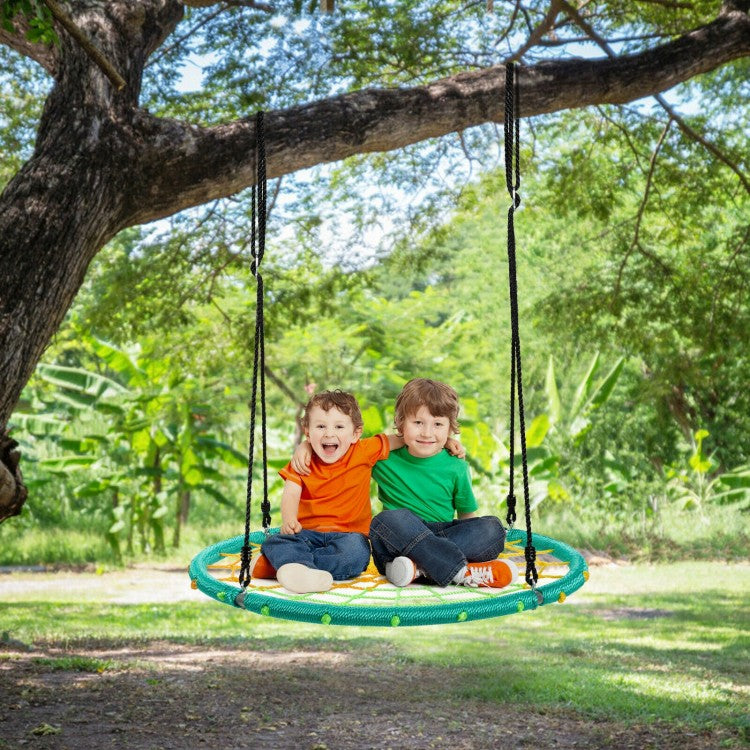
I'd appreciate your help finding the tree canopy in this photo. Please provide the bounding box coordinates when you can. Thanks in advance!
[1,0,749,521]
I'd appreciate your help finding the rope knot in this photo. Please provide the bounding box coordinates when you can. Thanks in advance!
[505,493,517,526]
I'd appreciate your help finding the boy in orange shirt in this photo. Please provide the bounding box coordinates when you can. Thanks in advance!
[254,390,396,594]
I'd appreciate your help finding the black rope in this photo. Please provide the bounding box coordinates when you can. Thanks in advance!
[503,63,538,589]
[239,111,271,589]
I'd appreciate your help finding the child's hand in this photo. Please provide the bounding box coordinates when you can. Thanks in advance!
[445,437,466,459]
[291,440,313,475]
[281,518,303,535]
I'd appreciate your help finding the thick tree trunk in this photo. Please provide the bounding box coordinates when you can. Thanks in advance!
[0,0,749,521]
[0,0,182,521]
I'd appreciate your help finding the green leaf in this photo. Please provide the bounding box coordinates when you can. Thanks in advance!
[8,412,60,435]
[39,455,97,470]
[183,465,205,486]
[90,338,147,387]
[570,353,600,418]
[194,436,248,467]
[688,453,712,474]
[525,414,550,448]
[196,484,237,508]
[545,356,561,425]
[57,437,100,453]
[131,428,153,455]
[37,363,127,398]
[586,357,625,411]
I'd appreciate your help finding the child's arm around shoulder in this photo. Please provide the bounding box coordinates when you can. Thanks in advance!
[280,479,303,534]
[445,437,465,459]
[290,441,313,475]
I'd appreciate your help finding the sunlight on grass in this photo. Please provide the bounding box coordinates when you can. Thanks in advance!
[545,506,750,562]
[31,655,124,672]
[0,527,112,566]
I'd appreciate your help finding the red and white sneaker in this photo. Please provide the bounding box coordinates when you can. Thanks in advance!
[249,553,277,580]
[459,559,518,589]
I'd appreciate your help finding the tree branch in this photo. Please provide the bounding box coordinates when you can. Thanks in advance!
[182,0,274,10]
[264,365,306,412]
[509,0,563,62]
[43,0,126,90]
[614,119,673,300]
[561,0,750,195]
[653,93,750,194]
[125,7,750,225]
[147,5,225,67]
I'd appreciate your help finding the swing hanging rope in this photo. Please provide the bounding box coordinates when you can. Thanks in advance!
[238,110,272,589]
[503,62,539,591]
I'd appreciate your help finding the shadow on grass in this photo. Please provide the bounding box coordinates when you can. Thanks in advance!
[2,629,747,750]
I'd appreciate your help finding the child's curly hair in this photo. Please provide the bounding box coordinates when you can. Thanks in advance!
[301,390,364,430]
[394,378,460,435]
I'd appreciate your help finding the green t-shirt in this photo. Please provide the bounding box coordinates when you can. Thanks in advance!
[372,446,478,523]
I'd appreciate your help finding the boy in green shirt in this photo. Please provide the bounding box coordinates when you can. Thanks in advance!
[370,378,517,588]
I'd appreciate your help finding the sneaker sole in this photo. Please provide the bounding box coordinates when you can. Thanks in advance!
[385,556,417,587]
[277,563,333,593]
[501,559,519,586]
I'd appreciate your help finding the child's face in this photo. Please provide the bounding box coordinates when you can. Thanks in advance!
[304,405,363,464]
[401,405,451,458]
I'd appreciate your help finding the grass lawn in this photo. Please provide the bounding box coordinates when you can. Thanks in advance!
[2,560,748,746]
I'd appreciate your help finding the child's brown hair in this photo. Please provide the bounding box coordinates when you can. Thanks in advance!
[302,390,364,430]
[394,378,460,434]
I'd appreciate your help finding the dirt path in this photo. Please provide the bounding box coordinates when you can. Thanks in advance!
[0,567,736,750]
[2,641,732,750]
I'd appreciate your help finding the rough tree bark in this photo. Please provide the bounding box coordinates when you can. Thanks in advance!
[0,0,749,521]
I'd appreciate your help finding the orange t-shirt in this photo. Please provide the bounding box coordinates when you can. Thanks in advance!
[279,434,389,535]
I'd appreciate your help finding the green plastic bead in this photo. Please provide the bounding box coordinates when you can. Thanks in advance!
[217,591,226,601]
[390,614,401,627]
[260,604,270,616]
[516,600,524,612]
[457,611,468,622]
[321,613,332,625]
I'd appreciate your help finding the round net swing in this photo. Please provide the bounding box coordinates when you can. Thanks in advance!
[189,64,589,626]
[190,528,588,627]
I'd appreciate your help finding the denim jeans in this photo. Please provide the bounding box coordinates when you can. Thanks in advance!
[369,508,506,587]
[261,529,371,581]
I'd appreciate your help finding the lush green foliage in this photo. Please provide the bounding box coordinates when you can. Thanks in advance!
[1,1,57,45]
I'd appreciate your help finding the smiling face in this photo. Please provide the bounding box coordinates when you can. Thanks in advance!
[304,405,363,464]
[401,405,451,458]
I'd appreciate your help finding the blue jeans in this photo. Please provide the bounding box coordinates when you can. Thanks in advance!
[261,529,371,581]
[369,508,506,587]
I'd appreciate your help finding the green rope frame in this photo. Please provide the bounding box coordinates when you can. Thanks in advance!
[189,528,588,627]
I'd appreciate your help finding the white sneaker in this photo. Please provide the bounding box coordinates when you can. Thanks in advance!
[276,563,333,593]
[385,556,422,587]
